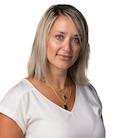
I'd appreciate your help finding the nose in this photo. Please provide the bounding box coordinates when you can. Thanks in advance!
[62,39,71,52]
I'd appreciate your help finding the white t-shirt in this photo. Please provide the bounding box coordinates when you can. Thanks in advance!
[0,79,105,138]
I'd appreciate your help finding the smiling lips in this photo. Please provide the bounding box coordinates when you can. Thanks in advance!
[56,54,72,60]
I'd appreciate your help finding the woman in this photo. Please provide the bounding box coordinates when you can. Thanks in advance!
[0,4,105,138]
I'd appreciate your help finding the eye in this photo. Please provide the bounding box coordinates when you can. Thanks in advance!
[55,34,64,41]
[72,37,80,45]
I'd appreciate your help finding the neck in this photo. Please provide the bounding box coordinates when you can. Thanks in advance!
[46,67,68,90]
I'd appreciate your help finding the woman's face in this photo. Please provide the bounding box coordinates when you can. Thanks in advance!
[47,15,81,71]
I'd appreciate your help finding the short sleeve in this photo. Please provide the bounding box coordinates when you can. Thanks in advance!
[0,83,27,134]
[88,83,103,119]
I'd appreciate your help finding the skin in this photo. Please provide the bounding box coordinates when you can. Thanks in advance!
[46,15,81,88]
[0,15,81,138]
[0,113,23,138]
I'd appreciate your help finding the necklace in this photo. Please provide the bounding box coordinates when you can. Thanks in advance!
[45,80,72,110]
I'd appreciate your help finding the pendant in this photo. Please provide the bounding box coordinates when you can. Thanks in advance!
[64,95,67,99]
[62,95,67,100]
[64,104,67,110]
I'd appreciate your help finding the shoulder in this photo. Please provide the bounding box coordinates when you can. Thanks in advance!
[0,79,30,134]
[7,79,31,96]
[0,79,31,109]
[9,79,30,94]
[79,83,102,108]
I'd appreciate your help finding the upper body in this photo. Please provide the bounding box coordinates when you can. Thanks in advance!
[0,4,106,138]
[0,79,105,138]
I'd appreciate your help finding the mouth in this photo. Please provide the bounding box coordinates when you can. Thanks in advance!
[56,54,72,59]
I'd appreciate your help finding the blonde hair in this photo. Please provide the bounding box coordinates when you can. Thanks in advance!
[27,4,90,85]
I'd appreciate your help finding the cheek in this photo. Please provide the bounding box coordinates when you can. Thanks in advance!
[47,38,61,55]
[73,47,81,59]
[47,40,57,59]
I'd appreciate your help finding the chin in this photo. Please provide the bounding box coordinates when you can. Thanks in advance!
[56,64,71,70]
[48,61,73,71]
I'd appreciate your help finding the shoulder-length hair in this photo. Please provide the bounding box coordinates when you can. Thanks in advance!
[27,4,90,85]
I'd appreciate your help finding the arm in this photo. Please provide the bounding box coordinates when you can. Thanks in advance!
[0,113,24,138]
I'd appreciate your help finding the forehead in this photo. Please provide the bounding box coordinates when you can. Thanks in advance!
[49,15,79,35]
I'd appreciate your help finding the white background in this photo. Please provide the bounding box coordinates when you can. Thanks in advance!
[0,0,115,137]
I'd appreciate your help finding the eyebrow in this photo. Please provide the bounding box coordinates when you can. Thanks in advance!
[55,31,79,36]
[55,31,65,34]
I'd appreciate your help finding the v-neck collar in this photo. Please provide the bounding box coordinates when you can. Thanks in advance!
[23,78,80,114]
